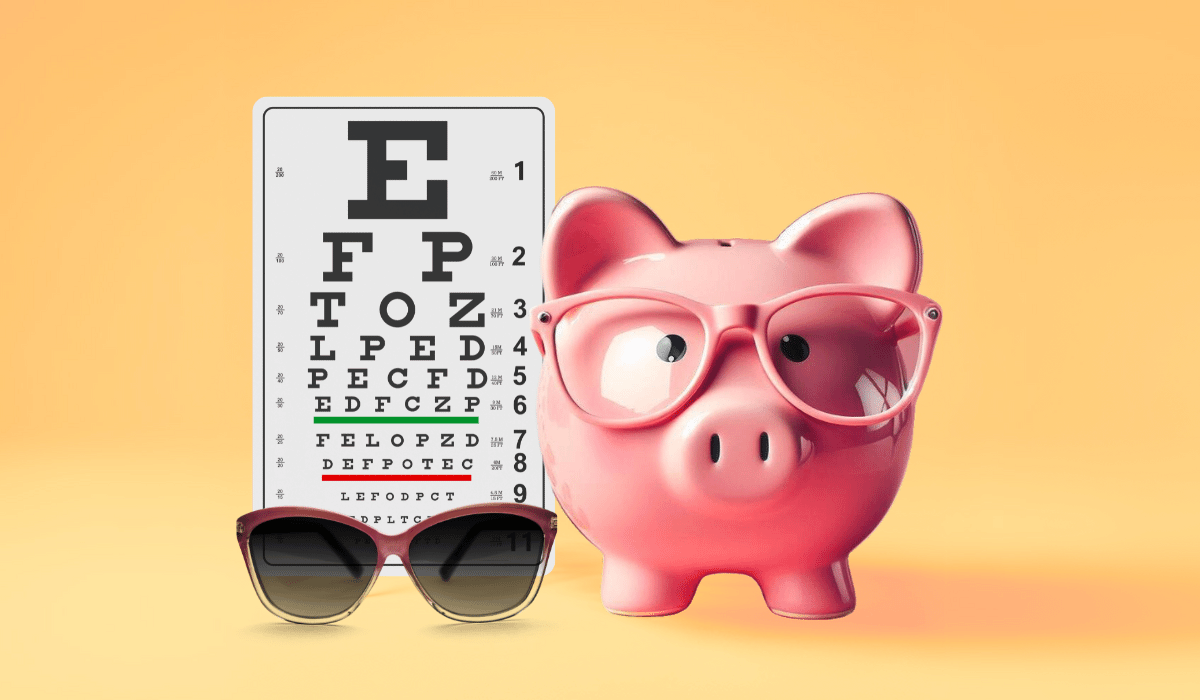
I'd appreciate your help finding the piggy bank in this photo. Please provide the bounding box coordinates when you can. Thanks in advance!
[530,188,942,618]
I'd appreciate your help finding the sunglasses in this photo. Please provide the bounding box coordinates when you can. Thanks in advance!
[236,503,557,624]
[530,283,942,429]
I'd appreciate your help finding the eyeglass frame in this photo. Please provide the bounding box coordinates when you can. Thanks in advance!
[529,283,943,430]
[236,502,558,625]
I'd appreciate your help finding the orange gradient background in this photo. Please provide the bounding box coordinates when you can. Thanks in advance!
[1,1,1197,697]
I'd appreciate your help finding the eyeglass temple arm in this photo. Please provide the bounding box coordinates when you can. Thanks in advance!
[304,523,370,579]
[437,521,497,582]
[890,312,922,340]
[436,522,546,582]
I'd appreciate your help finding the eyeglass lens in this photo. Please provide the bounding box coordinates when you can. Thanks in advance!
[766,294,921,418]
[409,513,546,618]
[248,517,378,620]
[554,298,705,420]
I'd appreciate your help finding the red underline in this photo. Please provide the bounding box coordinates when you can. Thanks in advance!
[321,475,472,482]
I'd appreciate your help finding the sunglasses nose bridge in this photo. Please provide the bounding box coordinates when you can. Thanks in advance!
[377,533,409,561]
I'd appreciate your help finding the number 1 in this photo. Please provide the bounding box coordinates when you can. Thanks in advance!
[514,161,524,180]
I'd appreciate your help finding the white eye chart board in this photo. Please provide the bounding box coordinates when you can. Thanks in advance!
[252,97,554,573]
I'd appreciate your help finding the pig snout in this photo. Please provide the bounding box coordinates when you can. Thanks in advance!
[660,352,813,513]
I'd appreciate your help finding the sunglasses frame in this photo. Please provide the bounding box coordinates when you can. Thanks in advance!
[236,503,557,625]
[530,283,942,429]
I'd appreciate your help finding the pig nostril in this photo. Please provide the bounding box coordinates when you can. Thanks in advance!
[759,432,769,461]
[710,434,721,463]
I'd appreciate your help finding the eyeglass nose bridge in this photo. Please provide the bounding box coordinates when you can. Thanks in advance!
[701,303,802,409]
[710,303,759,334]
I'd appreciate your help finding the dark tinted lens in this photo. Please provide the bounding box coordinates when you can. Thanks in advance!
[409,514,545,618]
[248,517,378,620]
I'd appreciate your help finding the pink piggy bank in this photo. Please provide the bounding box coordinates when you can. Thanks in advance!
[530,188,942,618]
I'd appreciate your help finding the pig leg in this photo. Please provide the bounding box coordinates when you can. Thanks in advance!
[601,557,700,616]
[757,559,856,619]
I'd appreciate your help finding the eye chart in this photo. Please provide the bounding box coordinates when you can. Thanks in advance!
[253,98,554,571]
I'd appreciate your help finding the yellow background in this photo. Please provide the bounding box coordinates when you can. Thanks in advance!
[2,1,1197,697]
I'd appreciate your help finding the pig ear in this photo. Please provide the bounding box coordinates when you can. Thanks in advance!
[771,193,922,292]
[543,187,680,298]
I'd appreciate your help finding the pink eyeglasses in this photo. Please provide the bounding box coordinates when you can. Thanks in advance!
[530,284,942,429]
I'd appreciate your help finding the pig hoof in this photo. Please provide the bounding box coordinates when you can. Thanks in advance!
[601,558,700,616]
[769,607,855,620]
[758,559,857,619]
[606,605,691,617]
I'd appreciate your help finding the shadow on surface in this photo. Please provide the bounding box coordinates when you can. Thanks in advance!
[424,618,553,637]
[246,622,358,638]
[680,566,1200,641]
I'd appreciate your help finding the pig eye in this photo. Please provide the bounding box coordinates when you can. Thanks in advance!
[655,334,687,363]
[779,334,810,362]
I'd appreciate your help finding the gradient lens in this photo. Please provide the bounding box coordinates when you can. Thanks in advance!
[248,517,378,620]
[409,514,546,618]
[554,298,705,420]
[766,293,922,418]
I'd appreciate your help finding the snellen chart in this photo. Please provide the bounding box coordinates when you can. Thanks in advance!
[253,98,554,572]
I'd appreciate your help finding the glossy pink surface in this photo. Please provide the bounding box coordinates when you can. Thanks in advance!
[533,187,940,618]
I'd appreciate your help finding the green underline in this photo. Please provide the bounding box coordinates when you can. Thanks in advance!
[313,416,480,424]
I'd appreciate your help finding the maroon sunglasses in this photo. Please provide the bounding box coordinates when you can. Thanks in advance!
[236,503,557,624]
